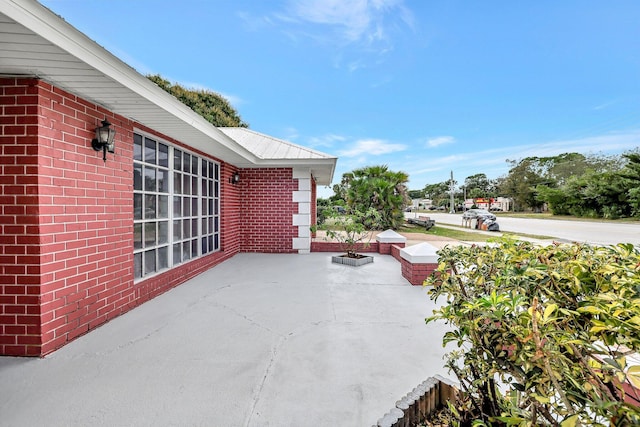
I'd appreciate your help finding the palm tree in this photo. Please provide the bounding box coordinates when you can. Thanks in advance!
[345,165,409,229]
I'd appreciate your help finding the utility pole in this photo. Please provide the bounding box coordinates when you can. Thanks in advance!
[449,170,455,214]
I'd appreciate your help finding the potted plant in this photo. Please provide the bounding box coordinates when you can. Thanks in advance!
[313,207,381,266]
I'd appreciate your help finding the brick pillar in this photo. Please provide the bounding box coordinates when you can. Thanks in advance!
[399,242,439,286]
[375,229,406,254]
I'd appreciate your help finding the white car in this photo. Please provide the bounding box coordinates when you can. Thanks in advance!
[462,209,496,221]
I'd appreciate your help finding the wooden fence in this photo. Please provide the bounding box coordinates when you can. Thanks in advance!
[373,375,459,427]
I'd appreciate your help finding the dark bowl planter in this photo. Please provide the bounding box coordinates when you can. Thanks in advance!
[331,254,374,267]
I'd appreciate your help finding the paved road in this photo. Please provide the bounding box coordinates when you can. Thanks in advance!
[405,212,640,246]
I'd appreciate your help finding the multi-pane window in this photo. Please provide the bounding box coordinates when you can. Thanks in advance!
[133,133,220,280]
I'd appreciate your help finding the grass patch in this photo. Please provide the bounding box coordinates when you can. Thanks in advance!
[399,225,493,242]
[401,224,556,242]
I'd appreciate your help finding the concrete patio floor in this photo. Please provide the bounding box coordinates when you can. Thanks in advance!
[0,251,454,427]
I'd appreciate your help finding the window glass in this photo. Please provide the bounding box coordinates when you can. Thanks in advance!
[183,175,190,195]
[134,134,143,161]
[173,220,181,241]
[158,143,168,168]
[158,246,169,270]
[158,169,169,193]
[145,138,156,164]
[183,154,190,173]
[134,223,142,250]
[172,244,181,266]
[144,249,156,275]
[145,195,156,220]
[173,196,181,217]
[144,222,156,247]
[134,164,142,190]
[134,253,142,278]
[158,195,168,219]
[174,149,182,170]
[144,167,156,192]
[173,172,181,194]
[134,194,142,220]
[133,132,220,280]
[182,241,190,261]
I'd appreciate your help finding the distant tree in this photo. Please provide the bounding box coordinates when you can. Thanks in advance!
[339,165,409,230]
[407,189,424,199]
[147,74,248,127]
[498,158,548,211]
[423,181,451,206]
[463,173,497,199]
[533,151,639,218]
[619,152,640,217]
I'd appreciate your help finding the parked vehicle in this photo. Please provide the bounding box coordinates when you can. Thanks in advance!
[462,209,500,231]
[461,209,496,221]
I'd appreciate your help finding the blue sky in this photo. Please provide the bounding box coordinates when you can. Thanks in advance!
[41,0,640,197]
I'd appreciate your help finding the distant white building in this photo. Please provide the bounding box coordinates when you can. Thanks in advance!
[411,198,433,209]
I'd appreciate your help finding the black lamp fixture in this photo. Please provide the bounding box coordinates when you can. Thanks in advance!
[229,172,240,184]
[91,119,116,162]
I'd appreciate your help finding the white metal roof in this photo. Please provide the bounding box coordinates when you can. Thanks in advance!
[219,127,335,160]
[0,0,336,184]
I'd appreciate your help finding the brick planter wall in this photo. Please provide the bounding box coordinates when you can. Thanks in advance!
[390,244,403,261]
[378,242,406,255]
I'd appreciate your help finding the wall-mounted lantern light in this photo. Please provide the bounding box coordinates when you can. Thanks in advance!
[229,172,240,184]
[91,119,116,162]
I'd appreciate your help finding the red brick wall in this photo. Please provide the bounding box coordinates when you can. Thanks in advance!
[222,166,241,255]
[378,242,405,255]
[0,78,242,356]
[0,78,134,355]
[400,258,439,286]
[0,78,41,355]
[390,244,403,261]
[240,168,297,253]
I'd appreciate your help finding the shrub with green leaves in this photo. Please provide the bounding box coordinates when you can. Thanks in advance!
[311,207,381,258]
[425,239,640,426]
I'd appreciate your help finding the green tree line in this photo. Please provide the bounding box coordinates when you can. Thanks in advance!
[414,151,640,219]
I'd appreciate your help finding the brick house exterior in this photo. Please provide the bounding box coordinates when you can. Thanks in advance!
[0,1,336,356]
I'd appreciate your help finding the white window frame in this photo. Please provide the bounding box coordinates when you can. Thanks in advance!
[133,131,220,281]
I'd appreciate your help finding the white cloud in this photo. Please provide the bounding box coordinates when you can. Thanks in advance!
[287,0,372,42]
[307,133,347,147]
[593,100,617,110]
[275,0,414,67]
[338,139,407,157]
[426,136,456,148]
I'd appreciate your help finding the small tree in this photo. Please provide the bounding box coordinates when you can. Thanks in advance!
[313,207,380,258]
